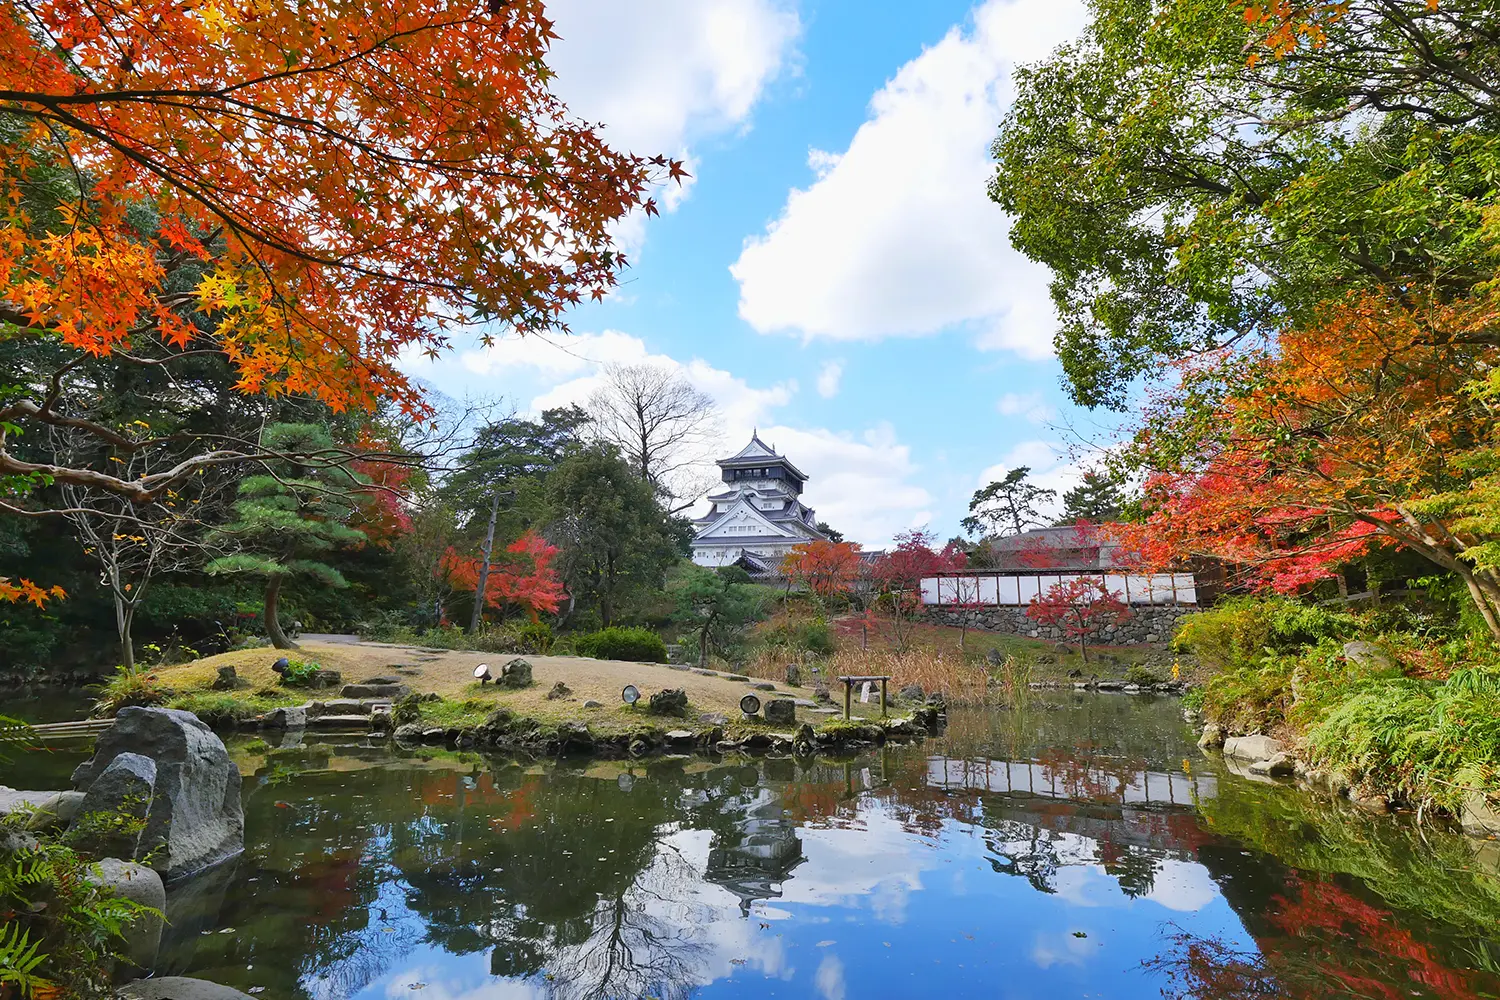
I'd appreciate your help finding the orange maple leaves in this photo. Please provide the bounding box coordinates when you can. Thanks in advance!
[0,577,66,607]
[2,0,681,419]
[441,531,564,621]
[780,540,864,600]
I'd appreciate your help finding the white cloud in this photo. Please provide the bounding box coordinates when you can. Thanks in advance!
[730,0,1087,356]
[816,360,844,398]
[546,0,801,250]
[996,391,1054,424]
[815,954,846,1000]
[457,332,932,546]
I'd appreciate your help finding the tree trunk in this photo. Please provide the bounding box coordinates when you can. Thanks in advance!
[469,489,502,633]
[699,624,710,667]
[114,593,136,674]
[265,575,298,649]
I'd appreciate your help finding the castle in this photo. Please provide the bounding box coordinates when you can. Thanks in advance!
[690,433,828,574]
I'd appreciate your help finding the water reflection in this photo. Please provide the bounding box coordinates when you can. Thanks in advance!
[146,695,1500,1000]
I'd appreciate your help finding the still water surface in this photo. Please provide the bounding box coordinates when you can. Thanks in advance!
[10,693,1500,999]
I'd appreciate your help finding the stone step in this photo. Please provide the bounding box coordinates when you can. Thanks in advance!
[306,714,372,729]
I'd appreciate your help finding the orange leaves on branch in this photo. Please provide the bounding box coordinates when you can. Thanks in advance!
[1239,0,1350,61]
[780,540,864,601]
[0,578,66,607]
[1,0,685,419]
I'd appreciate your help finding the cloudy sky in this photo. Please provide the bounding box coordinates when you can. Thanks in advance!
[405,0,1118,546]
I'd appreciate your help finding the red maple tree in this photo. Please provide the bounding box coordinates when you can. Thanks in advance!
[441,531,564,623]
[1026,577,1129,663]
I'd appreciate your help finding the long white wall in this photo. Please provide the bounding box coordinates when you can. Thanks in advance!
[920,573,1197,606]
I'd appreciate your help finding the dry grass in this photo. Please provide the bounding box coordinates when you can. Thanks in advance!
[153,640,889,732]
[742,647,999,705]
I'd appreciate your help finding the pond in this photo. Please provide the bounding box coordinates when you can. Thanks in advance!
[9,693,1500,999]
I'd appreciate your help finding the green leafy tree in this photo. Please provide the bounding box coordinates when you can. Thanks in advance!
[207,424,367,648]
[1057,470,1126,525]
[962,467,1057,538]
[543,445,677,627]
[815,520,845,543]
[991,0,1500,409]
[669,565,767,666]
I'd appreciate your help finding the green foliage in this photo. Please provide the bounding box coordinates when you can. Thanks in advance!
[163,689,299,726]
[992,0,1500,408]
[668,564,771,664]
[759,618,835,658]
[1173,596,1360,669]
[1308,668,1500,809]
[0,715,35,763]
[511,620,554,654]
[1123,665,1162,686]
[0,834,159,998]
[355,617,544,654]
[91,666,170,717]
[572,626,668,663]
[0,922,47,998]
[391,693,422,727]
[278,658,323,687]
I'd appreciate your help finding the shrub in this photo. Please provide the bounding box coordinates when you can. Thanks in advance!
[1174,596,1360,670]
[91,667,170,717]
[279,658,323,687]
[511,620,554,654]
[760,619,836,657]
[573,627,668,663]
[1125,665,1163,686]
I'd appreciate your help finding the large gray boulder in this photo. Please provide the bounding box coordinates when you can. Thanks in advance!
[117,977,256,999]
[1461,791,1500,838]
[1222,734,1285,761]
[763,699,796,726]
[72,707,244,881]
[70,752,157,860]
[1343,640,1397,671]
[89,858,164,970]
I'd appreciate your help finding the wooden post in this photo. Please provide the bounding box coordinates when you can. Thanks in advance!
[881,678,888,717]
[844,680,852,720]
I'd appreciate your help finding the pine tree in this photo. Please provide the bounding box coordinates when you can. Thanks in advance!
[1058,471,1126,525]
[206,424,367,648]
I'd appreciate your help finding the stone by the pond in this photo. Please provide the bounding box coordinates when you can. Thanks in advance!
[583,700,604,709]
[753,681,776,691]
[547,680,572,700]
[393,723,424,741]
[117,976,257,1000]
[1222,734,1284,761]
[72,707,244,881]
[502,658,534,688]
[308,669,342,689]
[320,698,368,716]
[362,675,402,685]
[263,705,307,729]
[763,699,796,725]
[1196,723,1225,750]
[1248,753,1295,777]
[90,858,164,970]
[899,683,924,702]
[665,730,694,743]
[71,752,157,861]
[212,665,238,691]
[698,712,729,727]
[784,663,801,686]
[1343,640,1397,671]
[0,787,85,830]
[1460,791,1500,838]
[340,682,411,700]
[1351,789,1391,813]
[648,688,689,716]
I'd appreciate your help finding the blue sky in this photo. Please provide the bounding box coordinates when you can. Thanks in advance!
[405,0,1119,546]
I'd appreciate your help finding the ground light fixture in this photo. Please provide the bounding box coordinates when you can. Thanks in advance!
[739,694,762,716]
[474,663,493,685]
[622,684,641,706]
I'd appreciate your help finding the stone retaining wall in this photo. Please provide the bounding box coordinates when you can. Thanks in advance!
[922,604,1196,645]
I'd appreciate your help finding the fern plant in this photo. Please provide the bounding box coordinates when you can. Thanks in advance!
[0,715,34,764]
[0,922,49,998]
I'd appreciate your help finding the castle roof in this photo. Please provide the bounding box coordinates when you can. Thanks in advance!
[716,432,808,479]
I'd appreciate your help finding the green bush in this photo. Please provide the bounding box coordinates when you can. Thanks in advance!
[1307,667,1500,809]
[279,658,323,687]
[91,667,171,717]
[1124,665,1162,686]
[573,627,668,663]
[1173,596,1360,669]
[760,619,836,657]
[511,621,554,654]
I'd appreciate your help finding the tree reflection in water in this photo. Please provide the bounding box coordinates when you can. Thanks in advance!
[171,696,1500,1000]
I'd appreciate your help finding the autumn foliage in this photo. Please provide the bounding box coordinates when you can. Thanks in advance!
[440,531,564,622]
[1027,577,1129,662]
[0,0,683,541]
[780,540,863,601]
[1118,290,1500,635]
